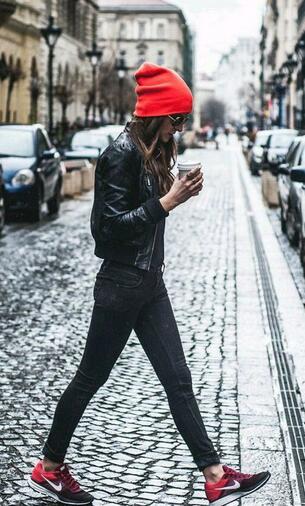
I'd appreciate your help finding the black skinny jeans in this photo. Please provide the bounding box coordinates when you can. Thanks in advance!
[42,261,220,471]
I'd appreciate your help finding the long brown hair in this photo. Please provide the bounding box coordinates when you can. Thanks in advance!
[127,115,177,196]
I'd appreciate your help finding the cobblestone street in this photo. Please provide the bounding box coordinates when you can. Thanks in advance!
[0,145,302,505]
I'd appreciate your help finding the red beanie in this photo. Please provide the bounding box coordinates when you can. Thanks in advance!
[134,62,193,117]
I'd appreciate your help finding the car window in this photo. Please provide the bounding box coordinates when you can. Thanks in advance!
[255,133,270,146]
[286,141,300,166]
[71,132,109,150]
[37,130,49,156]
[269,133,297,148]
[298,145,305,166]
[0,129,34,157]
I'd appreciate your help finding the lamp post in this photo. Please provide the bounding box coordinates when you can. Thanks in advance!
[295,37,305,129]
[260,24,267,129]
[282,54,298,128]
[272,72,286,127]
[115,51,127,124]
[86,41,102,126]
[40,16,62,137]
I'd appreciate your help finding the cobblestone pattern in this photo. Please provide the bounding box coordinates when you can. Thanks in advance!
[0,150,239,505]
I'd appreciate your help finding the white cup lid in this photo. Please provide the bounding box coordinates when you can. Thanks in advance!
[177,160,202,170]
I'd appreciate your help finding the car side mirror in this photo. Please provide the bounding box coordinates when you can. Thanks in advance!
[290,167,305,183]
[41,148,56,159]
[278,163,289,175]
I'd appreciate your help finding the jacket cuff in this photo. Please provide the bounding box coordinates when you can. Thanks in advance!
[144,197,169,223]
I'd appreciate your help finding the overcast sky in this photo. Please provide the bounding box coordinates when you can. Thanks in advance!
[172,0,266,75]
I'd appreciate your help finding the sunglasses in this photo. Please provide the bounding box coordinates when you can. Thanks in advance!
[168,114,189,127]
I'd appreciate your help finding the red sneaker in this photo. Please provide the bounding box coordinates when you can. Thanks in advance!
[28,460,94,505]
[205,465,271,506]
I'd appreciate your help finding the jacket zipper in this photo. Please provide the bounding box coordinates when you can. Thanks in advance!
[148,223,158,270]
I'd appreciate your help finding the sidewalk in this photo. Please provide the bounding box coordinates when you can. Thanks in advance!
[234,147,305,506]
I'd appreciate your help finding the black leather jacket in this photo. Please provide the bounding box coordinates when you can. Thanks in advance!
[90,128,169,270]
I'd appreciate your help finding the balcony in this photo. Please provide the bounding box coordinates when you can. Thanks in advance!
[0,0,17,27]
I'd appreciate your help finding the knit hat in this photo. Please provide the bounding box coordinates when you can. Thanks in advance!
[134,62,193,117]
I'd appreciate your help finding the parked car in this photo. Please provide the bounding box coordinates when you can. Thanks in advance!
[290,167,305,274]
[98,124,125,140]
[248,130,271,175]
[262,129,298,174]
[0,124,62,222]
[0,164,5,234]
[278,135,305,245]
[64,129,112,162]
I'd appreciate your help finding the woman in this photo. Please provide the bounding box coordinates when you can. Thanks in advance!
[28,63,270,506]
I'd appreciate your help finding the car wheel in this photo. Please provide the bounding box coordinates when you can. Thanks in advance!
[47,180,61,215]
[286,206,299,246]
[280,204,287,234]
[28,184,43,222]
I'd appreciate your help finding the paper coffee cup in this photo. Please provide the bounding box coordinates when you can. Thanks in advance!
[177,160,202,179]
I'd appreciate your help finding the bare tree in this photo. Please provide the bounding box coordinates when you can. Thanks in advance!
[5,57,25,122]
[201,98,226,127]
[97,61,135,124]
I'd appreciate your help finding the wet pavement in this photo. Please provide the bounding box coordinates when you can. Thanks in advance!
[0,144,300,505]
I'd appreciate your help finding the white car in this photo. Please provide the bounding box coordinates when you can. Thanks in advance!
[98,124,125,141]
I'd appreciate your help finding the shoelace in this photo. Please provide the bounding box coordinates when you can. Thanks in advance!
[223,466,252,480]
[57,464,81,493]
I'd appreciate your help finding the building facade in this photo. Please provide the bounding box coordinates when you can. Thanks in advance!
[193,73,215,129]
[0,0,43,123]
[43,0,99,130]
[214,38,260,125]
[97,0,194,88]
[260,0,298,128]
[0,0,99,130]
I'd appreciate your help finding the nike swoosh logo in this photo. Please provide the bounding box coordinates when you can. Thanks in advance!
[216,480,241,491]
[41,475,63,492]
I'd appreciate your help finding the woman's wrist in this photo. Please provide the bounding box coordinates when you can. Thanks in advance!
[159,194,176,212]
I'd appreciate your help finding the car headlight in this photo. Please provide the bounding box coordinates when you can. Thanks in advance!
[12,169,35,186]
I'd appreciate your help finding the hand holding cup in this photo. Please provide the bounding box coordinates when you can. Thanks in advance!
[160,160,204,211]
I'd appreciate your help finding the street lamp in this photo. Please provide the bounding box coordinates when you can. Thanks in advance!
[272,72,286,127]
[86,41,102,126]
[115,51,127,124]
[282,54,298,128]
[40,15,62,137]
[295,36,305,129]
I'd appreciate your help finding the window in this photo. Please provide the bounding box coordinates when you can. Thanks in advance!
[138,52,145,66]
[37,130,49,156]
[157,50,164,65]
[67,0,77,37]
[298,145,305,166]
[138,21,146,39]
[92,14,97,42]
[157,23,165,39]
[0,129,34,157]
[137,43,147,66]
[119,22,127,39]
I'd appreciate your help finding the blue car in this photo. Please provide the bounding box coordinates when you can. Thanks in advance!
[0,124,62,221]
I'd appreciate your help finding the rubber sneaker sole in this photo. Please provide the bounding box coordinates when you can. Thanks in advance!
[209,471,271,506]
[28,476,93,505]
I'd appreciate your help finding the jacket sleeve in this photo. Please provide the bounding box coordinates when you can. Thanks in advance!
[95,147,169,241]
